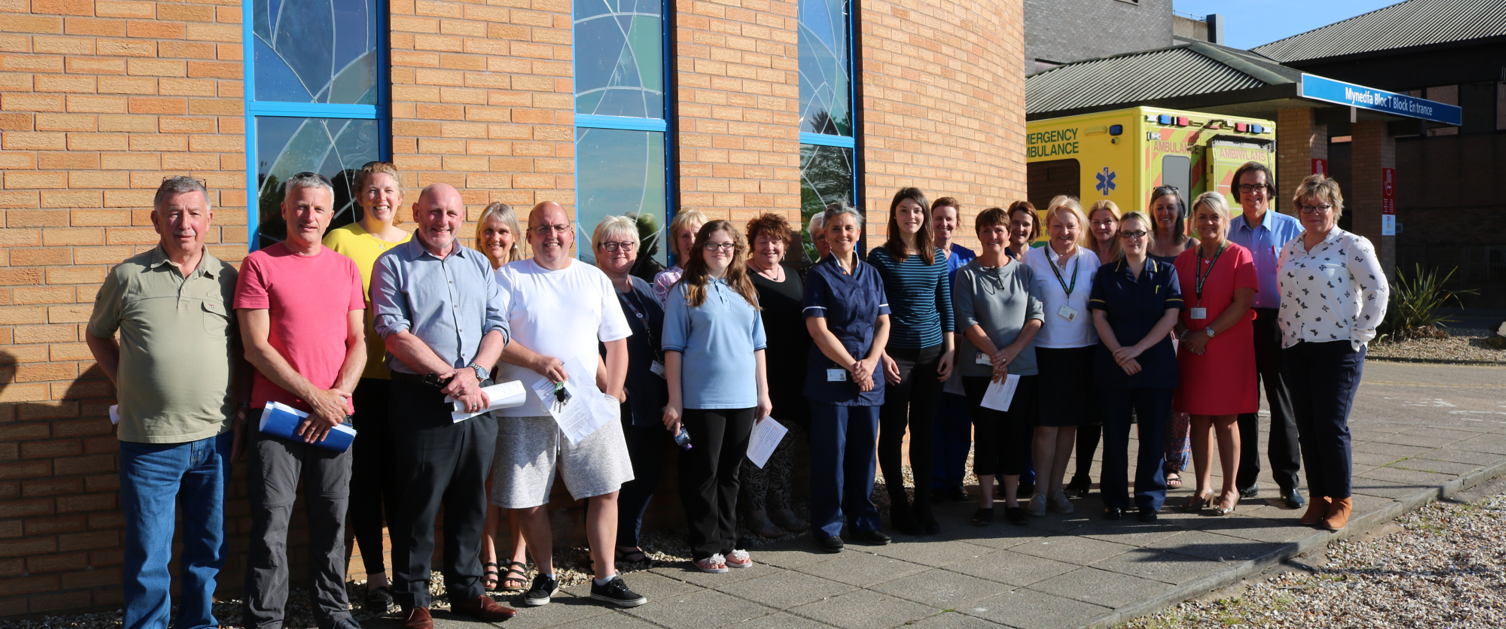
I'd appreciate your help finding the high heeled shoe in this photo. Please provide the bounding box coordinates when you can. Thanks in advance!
[1181,491,1214,513]
[1208,491,1239,516]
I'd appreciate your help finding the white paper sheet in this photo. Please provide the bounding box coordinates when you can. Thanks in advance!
[529,357,613,444]
[449,380,528,422]
[745,417,789,469]
[980,374,1021,412]
[109,404,120,426]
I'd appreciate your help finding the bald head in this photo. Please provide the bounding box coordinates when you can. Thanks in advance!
[528,201,573,268]
[412,183,466,257]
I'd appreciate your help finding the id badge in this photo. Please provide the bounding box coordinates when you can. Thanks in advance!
[650,360,666,378]
[827,368,848,382]
[1190,307,1208,320]
[975,352,992,366]
[1057,304,1079,322]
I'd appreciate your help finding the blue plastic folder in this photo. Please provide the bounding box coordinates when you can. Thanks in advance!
[258,401,356,453]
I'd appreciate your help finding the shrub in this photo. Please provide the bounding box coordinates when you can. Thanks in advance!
[1376,265,1478,343]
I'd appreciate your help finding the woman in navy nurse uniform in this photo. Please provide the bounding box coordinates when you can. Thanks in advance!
[803,202,894,553]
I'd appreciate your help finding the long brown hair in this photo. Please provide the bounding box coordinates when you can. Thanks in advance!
[883,187,936,265]
[678,220,760,310]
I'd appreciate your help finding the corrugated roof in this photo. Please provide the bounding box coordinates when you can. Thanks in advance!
[1025,43,1299,116]
[1254,0,1506,63]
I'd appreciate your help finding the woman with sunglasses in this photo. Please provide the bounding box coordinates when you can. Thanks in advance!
[1147,187,1196,492]
[1088,212,1182,522]
[662,221,772,572]
[321,162,410,609]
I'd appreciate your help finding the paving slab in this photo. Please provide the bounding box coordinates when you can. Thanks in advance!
[439,361,1506,629]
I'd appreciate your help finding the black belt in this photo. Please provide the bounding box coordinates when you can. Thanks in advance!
[389,371,428,385]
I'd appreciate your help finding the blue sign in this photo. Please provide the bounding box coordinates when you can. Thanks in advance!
[1299,74,1461,126]
[1095,167,1116,195]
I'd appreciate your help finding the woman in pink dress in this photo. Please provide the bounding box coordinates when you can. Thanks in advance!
[1173,192,1257,516]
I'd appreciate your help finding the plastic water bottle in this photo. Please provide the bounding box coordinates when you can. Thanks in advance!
[673,426,693,450]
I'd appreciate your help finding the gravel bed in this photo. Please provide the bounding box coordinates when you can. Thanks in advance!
[1368,327,1505,363]
[1122,489,1506,628]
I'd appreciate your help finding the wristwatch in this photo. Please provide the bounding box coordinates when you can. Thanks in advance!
[1204,328,1217,339]
[467,362,489,381]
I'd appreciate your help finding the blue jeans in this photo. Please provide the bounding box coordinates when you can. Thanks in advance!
[930,392,972,489]
[119,432,233,629]
[808,402,881,540]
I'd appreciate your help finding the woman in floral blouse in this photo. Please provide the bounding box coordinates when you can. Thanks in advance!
[1276,175,1389,532]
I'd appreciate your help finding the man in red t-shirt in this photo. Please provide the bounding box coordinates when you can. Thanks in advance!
[234,172,367,629]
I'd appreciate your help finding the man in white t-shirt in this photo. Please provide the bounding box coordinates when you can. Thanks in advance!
[492,201,645,608]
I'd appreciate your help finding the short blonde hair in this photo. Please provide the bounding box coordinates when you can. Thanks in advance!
[592,215,640,252]
[1116,211,1156,258]
[1192,191,1232,223]
[1292,174,1345,218]
[475,202,523,263]
[669,208,708,259]
[1044,195,1088,231]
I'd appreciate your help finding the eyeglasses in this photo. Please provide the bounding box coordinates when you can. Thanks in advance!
[600,241,636,252]
[292,171,334,185]
[1299,204,1334,215]
[1236,184,1270,194]
[531,223,572,235]
[703,242,736,253]
[1118,230,1148,240]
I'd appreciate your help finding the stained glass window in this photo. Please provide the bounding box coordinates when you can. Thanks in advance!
[798,0,856,260]
[574,0,671,273]
[245,0,386,249]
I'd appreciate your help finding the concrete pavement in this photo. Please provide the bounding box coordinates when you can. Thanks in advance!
[388,360,1506,629]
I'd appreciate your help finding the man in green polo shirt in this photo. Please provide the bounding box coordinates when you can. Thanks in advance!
[86,176,246,629]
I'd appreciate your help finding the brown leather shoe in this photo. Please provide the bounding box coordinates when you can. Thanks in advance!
[1299,495,1332,526]
[1321,497,1353,531]
[402,607,433,629]
[452,594,518,622]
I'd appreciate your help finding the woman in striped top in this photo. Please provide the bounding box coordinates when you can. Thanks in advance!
[867,187,956,536]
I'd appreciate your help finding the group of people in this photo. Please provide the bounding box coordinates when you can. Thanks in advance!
[91,158,1387,629]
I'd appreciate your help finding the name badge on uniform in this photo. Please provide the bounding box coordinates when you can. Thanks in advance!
[650,360,665,378]
[827,369,848,382]
[1057,304,1078,322]
[975,352,992,365]
[1190,307,1208,320]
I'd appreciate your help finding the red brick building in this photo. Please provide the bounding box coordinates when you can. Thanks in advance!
[0,0,1027,617]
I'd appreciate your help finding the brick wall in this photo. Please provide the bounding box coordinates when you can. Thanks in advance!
[859,0,1028,252]
[1275,107,1327,212]
[0,0,247,616]
[1350,120,1395,275]
[673,0,803,229]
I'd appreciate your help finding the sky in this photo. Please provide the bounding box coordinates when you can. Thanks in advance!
[1173,0,1406,50]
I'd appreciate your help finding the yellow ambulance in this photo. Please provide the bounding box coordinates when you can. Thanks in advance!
[1026,106,1275,235]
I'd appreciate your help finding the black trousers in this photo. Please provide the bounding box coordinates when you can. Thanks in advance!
[617,420,668,548]
[961,375,1036,477]
[1099,388,1173,511]
[348,378,397,577]
[1285,341,1364,499]
[1237,310,1302,492]
[678,407,755,561]
[877,344,943,513]
[387,379,497,609]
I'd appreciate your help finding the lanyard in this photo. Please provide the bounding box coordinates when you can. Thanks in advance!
[619,290,659,354]
[1047,249,1079,297]
[1194,241,1228,304]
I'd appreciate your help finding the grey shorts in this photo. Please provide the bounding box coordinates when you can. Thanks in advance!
[490,415,635,509]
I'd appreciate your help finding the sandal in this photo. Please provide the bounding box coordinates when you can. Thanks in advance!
[498,561,529,593]
[1165,473,1183,489]
[481,562,500,592]
[695,554,729,573]
[726,549,752,569]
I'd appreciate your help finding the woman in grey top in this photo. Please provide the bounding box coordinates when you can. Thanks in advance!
[954,207,1045,526]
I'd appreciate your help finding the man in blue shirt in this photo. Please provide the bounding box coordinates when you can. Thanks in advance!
[370,183,515,629]
[1226,162,1306,510]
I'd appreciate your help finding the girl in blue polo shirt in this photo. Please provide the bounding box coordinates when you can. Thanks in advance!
[662,220,771,573]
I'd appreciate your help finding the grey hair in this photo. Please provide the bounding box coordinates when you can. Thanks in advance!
[284,171,334,196]
[592,215,640,251]
[821,200,863,230]
[153,176,211,213]
[808,212,825,233]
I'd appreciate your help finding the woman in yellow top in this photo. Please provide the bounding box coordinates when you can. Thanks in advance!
[321,161,411,610]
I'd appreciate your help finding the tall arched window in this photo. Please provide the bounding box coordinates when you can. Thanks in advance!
[574,0,672,271]
[243,0,389,250]
[799,0,857,260]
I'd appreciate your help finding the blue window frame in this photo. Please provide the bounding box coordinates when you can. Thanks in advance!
[574,0,674,273]
[243,0,389,250]
[799,0,858,261]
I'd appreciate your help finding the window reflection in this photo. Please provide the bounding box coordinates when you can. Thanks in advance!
[252,0,377,104]
[575,0,664,118]
[799,144,854,262]
[576,128,668,270]
[799,0,851,136]
[255,117,380,249]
